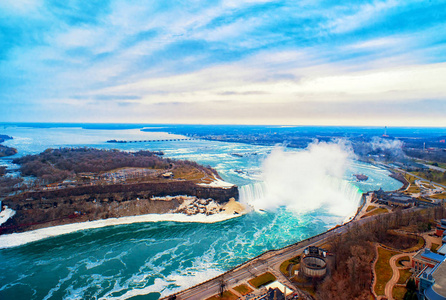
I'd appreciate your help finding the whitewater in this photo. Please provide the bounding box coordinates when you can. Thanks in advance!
[0,125,402,300]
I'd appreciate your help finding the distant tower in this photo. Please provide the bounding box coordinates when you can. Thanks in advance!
[382,126,389,138]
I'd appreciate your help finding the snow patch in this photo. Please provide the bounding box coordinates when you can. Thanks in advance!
[0,206,16,226]
[197,179,235,189]
[0,212,242,249]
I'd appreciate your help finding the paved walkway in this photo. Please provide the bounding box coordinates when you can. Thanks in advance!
[384,252,416,300]
[375,231,434,300]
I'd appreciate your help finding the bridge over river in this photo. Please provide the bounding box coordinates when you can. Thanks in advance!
[106,138,195,143]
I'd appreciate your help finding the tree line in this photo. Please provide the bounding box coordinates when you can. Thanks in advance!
[12,148,218,185]
[316,207,445,300]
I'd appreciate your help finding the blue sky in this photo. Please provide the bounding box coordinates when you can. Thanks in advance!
[1,0,446,126]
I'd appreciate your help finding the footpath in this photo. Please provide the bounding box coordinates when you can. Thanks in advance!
[161,213,387,300]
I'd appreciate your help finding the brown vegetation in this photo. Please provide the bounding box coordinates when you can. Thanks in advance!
[317,237,374,299]
[375,247,399,295]
[206,291,238,300]
[316,206,446,300]
[0,166,6,176]
[248,272,276,289]
[397,256,410,267]
[0,144,17,157]
[233,284,253,295]
[0,176,23,197]
[12,148,218,185]
[398,269,412,285]
[379,231,418,250]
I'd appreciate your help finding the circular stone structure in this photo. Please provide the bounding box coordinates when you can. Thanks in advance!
[301,255,327,278]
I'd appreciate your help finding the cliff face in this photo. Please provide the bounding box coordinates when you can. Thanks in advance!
[1,181,239,233]
[5,181,238,203]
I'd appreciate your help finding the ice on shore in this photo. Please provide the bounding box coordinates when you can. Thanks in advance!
[0,206,16,226]
[197,179,235,188]
[0,211,244,249]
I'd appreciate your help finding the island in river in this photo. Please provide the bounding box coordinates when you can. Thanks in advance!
[0,148,241,234]
[0,135,17,158]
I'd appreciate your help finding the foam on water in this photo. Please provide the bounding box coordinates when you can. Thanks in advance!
[0,126,404,300]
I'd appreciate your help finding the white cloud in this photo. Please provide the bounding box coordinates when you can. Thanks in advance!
[327,0,399,34]
[90,49,446,107]
[348,37,405,49]
[0,0,43,15]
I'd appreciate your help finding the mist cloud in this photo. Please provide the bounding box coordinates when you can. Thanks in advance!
[244,141,361,217]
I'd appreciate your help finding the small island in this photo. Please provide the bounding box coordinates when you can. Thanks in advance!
[0,148,240,234]
[0,135,17,158]
[354,174,369,181]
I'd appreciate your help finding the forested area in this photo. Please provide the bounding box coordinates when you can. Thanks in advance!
[404,149,446,163]
[0,177,23,197]
[12,148,217,184]
[316,207,446,300]
[0,145,17,157]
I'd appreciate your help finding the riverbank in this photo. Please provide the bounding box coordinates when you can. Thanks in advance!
[0,201,247,249]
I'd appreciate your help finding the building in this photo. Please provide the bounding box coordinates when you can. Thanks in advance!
[417,258,446,300]
[374,189,415,207]
[435,219,446,237]
[412,249,445,275]
[263,281,293,298]
[437,244,446,256]
[300,246,328,278]
[265,288,285,300]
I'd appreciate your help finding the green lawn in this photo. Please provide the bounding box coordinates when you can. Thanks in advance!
[375,247,400,296]
[364,207,388,218]
[431,193,446,200]
[396,256,410,267]
[393,286,407,300]
[413,171,446,185]
[407,186,421,193]
[279,255,300,275]
[366,205,377,212]
[248,272,276,289]
[398,269,412,284]
[280,260,291,276]
[233,284,252,296]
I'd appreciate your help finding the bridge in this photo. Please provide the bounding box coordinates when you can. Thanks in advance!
[106,138,194,143]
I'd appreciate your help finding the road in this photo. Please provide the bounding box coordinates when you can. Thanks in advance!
[161,218,371,300]
[390,165,446,189]
[162,164,443,300]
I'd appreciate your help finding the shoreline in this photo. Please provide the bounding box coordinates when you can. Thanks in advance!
[0,209,246,249]
[0,163,398,249]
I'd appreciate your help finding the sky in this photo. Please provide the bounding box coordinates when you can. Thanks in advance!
[1,0,446,126]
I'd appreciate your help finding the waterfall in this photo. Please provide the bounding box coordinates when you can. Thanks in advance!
[239,182,267,204]
[238,177,362,217]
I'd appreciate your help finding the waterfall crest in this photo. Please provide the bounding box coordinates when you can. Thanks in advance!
[238,177,362,217]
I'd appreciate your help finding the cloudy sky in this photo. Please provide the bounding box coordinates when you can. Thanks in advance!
[1,0,446,126]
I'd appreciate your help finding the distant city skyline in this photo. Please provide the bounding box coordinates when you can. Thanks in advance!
[1,0,446,126]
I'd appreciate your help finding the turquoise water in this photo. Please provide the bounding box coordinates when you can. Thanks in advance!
[0,125,402,299]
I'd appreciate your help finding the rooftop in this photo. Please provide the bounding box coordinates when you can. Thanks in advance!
[425,259,446,299]
[263,281,293,297]
[414,249,445,264]
[438,244,446,256]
